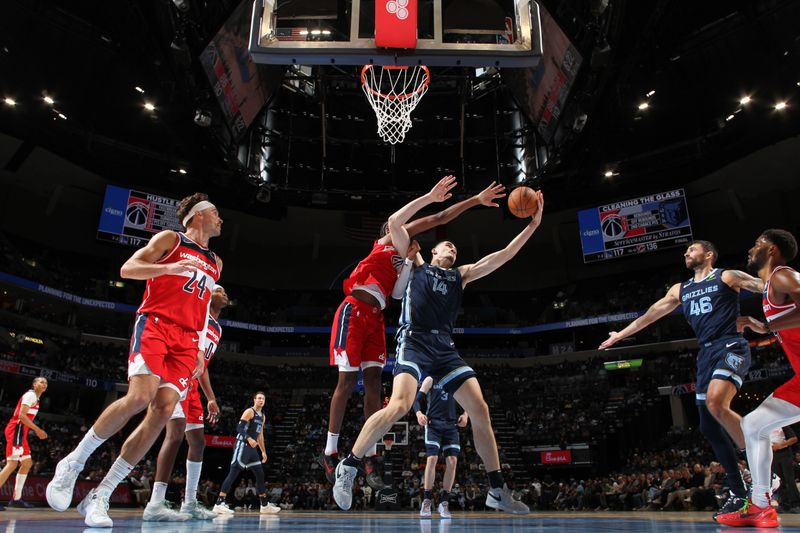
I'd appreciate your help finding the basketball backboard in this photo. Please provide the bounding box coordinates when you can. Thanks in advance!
[249,0,543,67]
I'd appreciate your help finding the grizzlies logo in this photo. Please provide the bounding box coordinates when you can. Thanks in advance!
[726,353,744,370]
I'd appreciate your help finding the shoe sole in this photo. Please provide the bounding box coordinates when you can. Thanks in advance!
[46,482,72,512]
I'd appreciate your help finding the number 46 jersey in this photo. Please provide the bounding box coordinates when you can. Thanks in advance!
[137,232,221,333]
[679,268,739,344]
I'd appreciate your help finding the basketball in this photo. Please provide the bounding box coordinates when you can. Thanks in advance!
[507,186,539,218]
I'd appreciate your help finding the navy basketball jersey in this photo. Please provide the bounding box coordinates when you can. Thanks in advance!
[679,268,739,344]
[427,382,458,424]
[399,263,463,335]
[239,408,264,442]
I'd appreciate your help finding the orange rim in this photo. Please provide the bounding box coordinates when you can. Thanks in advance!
[361,65,430,101]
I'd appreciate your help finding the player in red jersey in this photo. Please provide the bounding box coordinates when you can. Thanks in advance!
[144,285,229,521]
[46,193,223,528]
[321,177,506,487]
[716,229,799,528]
[0,377,48,509]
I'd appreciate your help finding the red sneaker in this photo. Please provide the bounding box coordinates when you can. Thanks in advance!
[714,498,780,528]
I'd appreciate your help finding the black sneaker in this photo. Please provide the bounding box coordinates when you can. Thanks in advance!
[713,493,747,520]
[318,452,337,484]
[6,500,33,508]
[362,456,385,490]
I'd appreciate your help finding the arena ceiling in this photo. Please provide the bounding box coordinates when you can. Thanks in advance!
[1,0,799,216]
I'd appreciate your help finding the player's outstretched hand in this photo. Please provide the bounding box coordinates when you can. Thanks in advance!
[427,175,457,203]
[35,428,48,440]
[599,331,622,350]
[207,399,220,425]
[530,191,544,227]
[476,181,506,207]
[416,412,428,426]
[737,316,769,334]
[163,258,196,276]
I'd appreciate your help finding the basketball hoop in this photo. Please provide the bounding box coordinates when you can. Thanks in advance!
[361,65,430,144]
[382,436,395,451]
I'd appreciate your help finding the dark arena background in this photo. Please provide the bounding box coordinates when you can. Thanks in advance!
[1,0,800,531]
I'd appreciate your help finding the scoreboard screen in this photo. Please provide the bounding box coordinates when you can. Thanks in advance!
[578,189,693,263]
[97,185,182,247]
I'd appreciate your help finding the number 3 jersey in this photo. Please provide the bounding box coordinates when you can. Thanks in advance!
[680,268,739,344]
[137,232,221,333]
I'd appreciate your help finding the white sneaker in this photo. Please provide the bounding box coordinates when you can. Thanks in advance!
[771,473,781,496]
[213,502,235,515]
[420,498,432,517]
[437,500,451,518]
[78,489,113,528]
[333,461,358,511]
[181,499,217,519]
[485,484,529,515]
[260,502,281,514]
[143,500,192,521]
[46,458,83,512]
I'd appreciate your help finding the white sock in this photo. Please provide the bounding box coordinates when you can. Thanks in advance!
[185,460,202,503]
[325,432,339,456]
[13,473,27,500]
[97,457,134,497]
[151,481,168,504]
[365,443,377,458]
[66,427,105,465]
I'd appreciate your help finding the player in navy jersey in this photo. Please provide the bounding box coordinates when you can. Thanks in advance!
[213,392,279,515]
[599,240,764,518]
[332,188,544,515]
[413,376,469,518]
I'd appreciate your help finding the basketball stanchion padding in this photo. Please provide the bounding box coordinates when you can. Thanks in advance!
[361,64,430,144]
[375,0,418,48]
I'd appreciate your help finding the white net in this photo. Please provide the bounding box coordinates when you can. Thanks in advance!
[361,65,430,145]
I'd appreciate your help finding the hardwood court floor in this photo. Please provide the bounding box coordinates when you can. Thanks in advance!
[1,508,798,531]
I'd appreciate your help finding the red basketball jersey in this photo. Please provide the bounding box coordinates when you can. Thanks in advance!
[5,390,38,431]
[203,315,222,370]
[137,232,221,332]
[763,265,800,375]
[342,240,403,308]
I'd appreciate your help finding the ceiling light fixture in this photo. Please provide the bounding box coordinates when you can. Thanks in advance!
[135,86,145,93]
[774,101,787,111]
[604,170,613,178]
[739,95,751,105]
[646,90,655,97]
[144,102,155,111]
[637,102,649,110]
[178,168,187,175]
[43,95,54,105]
[3,97,16,106]
[725,114,734,121]
[57,113,67,120]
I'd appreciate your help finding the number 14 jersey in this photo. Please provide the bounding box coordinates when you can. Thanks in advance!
[679,268,739,344]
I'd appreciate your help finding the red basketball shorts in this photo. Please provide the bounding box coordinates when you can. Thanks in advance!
[329,296,387,372]
[170,383,205,431]
[128,313,198,396]
[4,424,30,460]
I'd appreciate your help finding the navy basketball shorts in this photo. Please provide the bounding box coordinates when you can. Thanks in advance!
[425,422,461,457]
[393,330,477,394]
[695,335,751,404]
[231,439,262,468]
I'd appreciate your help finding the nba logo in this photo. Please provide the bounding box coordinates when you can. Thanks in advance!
[376,0,417,48]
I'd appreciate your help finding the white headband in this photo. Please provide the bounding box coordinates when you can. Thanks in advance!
[214,284,224,292]
[182,200,216,228]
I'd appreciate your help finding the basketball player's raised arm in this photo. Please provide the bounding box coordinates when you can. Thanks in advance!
[120,230,194,280]
[598,283,682,350]
[386,175,458,256]
[739,268,800,334]
[722,270,765,294]
[459,191,544,287]
[404,180,506,237]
